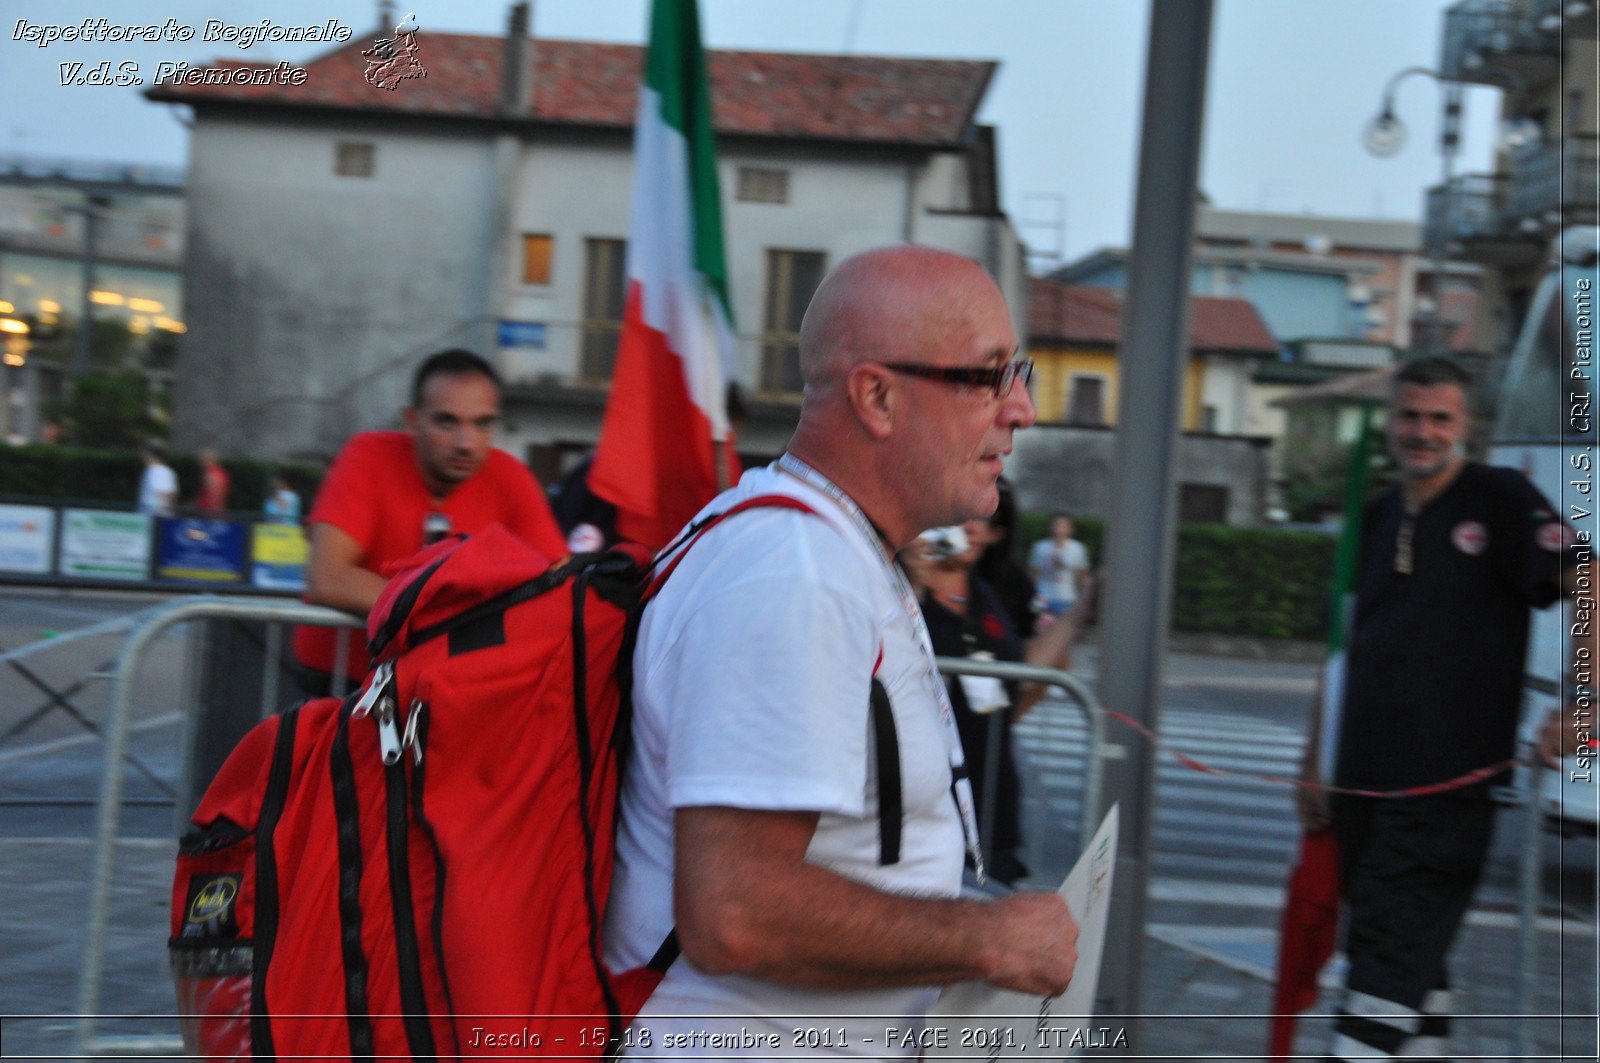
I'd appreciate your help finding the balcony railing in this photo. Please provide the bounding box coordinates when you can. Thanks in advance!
[1424,173,1546,266]
[1425,173,1508,248]
[1441,0,1560,85]
[1530,0,1598,35]
[1506,135,1600,228]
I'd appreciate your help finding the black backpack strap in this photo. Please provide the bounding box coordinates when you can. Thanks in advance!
[647,930,681,973]
[250,704,301,1063]
[868,675,902,867]
[571,568,626,1048]
[641,677,901,988]
[329,697,377,1061]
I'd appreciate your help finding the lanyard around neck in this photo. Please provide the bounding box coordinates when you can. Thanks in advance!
[775,453,987,881]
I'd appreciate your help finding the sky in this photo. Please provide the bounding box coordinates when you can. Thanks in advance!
[2,0,1508,266]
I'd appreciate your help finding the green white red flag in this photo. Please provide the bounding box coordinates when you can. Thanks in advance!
[1268,402,1379,1058]
[590,0,739,552]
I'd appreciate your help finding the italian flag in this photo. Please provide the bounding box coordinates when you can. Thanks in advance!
[590,0,739,552]
[1268,401,1378,1058]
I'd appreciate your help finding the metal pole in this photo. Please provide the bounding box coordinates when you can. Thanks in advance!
[1429,85,1463,355]
[980,710,1004,865]
[72,196,107,376]
[1094,0,1213,1041]
[1513,748,1544,1058]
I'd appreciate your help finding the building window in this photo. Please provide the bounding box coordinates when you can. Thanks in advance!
[1178,483,1229,525]
[524,444,562,487]
[737,166,790,204]
[580,238,627,383]
[334,142,375,178]
[1064,373,1106,425]
[760,249,826,395]
[522,234,554,286]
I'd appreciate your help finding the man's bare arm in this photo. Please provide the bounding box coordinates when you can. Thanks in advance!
[305,522,390,617]
[673,805,1077,995]
[1013,598,1089,718]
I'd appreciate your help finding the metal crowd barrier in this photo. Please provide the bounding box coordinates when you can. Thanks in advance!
[70,603,1110,1057]
[67,599,1560,1057]
[73,597,364,1058]
[934,655,1106,867]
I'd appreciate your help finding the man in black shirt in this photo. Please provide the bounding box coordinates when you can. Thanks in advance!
[1297,357,1586,1061]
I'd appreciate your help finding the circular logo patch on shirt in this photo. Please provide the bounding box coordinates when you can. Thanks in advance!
[566,522,605,553]
[1452,520,1488,555]
[1536,521,1570,553]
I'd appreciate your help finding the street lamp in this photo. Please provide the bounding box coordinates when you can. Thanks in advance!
[1366,66,1538,159]
[1363,64,1532,355]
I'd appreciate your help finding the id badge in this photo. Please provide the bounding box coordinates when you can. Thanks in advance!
[956,651,1009,715]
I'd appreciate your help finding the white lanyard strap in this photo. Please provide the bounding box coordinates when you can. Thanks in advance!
[776,453,986,882]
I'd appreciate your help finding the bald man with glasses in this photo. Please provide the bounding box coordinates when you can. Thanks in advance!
[603,246,1076,1058]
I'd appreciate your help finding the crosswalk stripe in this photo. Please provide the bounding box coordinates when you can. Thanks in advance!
[1024,749,1300,775]
[1014,704,1314,889]
[1151,850,1300,881]
[1017,720,1305,745]
[1020,739,1305,766]
[1029,792,1296,825]
[1023,705,1303,729]
[1031,795,1297,834]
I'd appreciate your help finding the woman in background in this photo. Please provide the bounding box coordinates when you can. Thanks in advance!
[904,521,1029,883]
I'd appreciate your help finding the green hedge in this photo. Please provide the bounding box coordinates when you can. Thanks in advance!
[1,446,1337,640]
[0,444,325,515]
[1019,513,1335,641]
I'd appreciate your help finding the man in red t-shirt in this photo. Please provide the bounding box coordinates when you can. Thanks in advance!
[293,349,565,691]
[194,448,231,514]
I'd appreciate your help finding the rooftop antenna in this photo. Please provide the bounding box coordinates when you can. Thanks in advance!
[1020,192,1067,274]
[841,0,866,52]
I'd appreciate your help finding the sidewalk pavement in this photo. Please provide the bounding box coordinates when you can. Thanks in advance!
[4,839,1593,1060]
[2,628,1593,1060]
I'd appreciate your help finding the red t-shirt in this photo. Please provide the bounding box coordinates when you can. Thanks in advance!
[196,465,230,514]
[293,431,565,677]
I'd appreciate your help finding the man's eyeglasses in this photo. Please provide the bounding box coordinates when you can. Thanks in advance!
[881,358,1034,398]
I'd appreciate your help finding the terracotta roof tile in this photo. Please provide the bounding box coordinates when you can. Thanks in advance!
[1028,277,1279,354]
[146,34,995,147]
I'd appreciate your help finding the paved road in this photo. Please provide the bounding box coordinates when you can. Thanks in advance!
[1019,644,1598,906]
[1,590,1594,1059]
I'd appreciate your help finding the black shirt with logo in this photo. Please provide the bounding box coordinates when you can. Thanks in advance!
[1335,462,1574,791]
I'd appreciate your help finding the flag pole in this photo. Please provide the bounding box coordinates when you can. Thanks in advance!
[1268,400,1380,1058]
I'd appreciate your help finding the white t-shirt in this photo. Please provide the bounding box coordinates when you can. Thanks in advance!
[1028,537,1089,606]
[138,462,177,516]
[604,465,967,1058]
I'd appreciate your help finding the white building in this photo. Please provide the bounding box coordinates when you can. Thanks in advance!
[148,10,1027,476]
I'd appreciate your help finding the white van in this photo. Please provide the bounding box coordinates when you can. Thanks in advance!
[1490,225,1599,831]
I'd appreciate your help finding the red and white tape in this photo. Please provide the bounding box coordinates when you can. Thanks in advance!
[1100,709,1522,799]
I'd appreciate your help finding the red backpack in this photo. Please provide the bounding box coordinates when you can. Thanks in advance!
[169,499,816,1060]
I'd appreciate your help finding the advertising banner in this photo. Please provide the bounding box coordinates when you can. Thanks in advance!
[60,509,152,581]
[156,518,247,583]
[0,504,56,575]
[251,522,309,590]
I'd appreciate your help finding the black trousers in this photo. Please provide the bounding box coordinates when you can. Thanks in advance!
[1328,793,1496,1060]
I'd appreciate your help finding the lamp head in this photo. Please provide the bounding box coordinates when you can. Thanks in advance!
[1363,105,1406,157]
